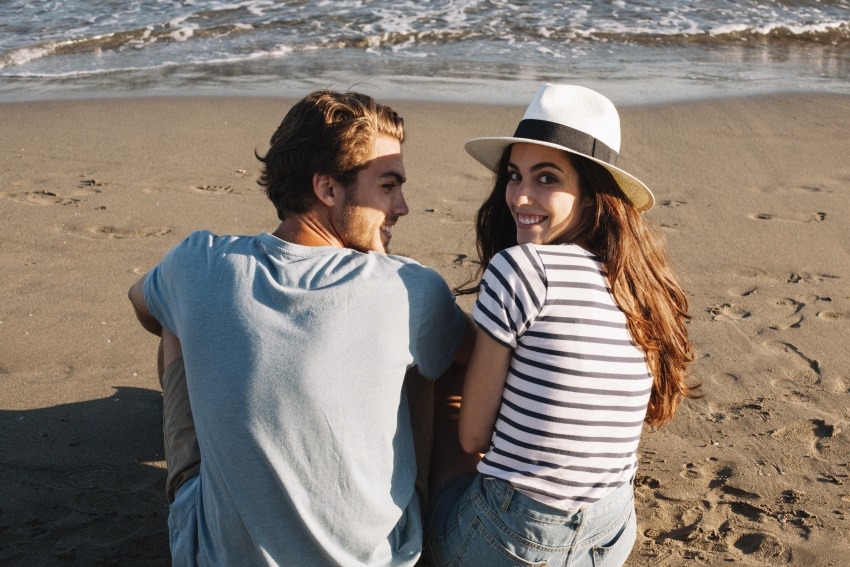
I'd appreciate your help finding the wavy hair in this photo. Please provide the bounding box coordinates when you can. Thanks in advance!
[256,89,405,220]
[459,146,698,427]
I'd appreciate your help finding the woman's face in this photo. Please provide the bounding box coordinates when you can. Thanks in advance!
[505,143,590,246]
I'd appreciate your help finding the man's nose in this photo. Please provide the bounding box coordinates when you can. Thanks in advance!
[394,190,410,216]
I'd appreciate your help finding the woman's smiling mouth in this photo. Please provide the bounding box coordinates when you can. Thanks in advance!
[516,213,547,226]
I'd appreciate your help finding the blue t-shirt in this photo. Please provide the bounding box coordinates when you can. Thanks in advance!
[145,231,466,566]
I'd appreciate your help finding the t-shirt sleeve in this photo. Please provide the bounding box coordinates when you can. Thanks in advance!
[406,266,466,380]
[143,230,216,336]
[473,245,547,349]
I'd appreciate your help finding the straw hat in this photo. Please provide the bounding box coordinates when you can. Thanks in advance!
[464,84,654,212]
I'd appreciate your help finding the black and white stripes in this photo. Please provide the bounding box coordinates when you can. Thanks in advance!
[472,244,652,508]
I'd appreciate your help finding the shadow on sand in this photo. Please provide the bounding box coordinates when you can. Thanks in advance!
[0,386,169,565]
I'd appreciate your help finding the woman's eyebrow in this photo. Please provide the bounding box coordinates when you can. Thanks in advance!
[507,160,567,173]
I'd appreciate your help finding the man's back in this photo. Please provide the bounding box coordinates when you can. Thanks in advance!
[145,231,465,566]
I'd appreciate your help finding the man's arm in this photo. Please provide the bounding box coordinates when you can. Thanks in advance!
[451,311,477,367]
[128,274,162,336]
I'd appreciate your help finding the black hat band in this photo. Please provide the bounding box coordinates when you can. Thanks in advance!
[513,119,618,166]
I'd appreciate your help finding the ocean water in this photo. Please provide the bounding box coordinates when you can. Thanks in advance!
[1,0,849,105]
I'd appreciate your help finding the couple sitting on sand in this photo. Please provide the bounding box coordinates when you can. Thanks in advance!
[128,84,697,567]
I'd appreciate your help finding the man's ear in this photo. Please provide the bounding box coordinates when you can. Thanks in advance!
[313,173,337,206]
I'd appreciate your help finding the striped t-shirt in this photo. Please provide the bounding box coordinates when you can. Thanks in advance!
[472,243,652,509]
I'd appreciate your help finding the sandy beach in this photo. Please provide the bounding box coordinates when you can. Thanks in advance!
[1,93,849,565]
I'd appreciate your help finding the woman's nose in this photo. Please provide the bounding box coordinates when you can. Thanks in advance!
[510,181,532,206]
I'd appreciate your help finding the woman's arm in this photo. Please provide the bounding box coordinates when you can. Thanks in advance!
[458,328,513,454]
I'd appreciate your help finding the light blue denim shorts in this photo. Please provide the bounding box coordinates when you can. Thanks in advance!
[168,474,200,566]
[426,474,636,567]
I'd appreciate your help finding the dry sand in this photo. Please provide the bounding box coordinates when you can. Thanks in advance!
[1,93,848,565]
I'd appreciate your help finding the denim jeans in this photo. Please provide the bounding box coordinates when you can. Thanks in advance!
[168,474,200,567]
[426,475,636,567]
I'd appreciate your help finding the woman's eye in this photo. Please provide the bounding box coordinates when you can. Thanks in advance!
[539,173,557,184]
[508,171,521,181]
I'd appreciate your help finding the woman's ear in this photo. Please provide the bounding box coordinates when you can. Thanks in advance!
[313,173,337,206]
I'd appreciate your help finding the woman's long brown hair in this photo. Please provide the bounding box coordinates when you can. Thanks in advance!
[458,146,699,428]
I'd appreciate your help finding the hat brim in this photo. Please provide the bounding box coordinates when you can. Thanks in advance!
[464,136,655,213]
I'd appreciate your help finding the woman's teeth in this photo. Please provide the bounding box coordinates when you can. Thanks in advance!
[517,214,545,225]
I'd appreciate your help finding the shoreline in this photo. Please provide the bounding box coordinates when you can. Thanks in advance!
[1,93,848,565]
[3,72,850,107]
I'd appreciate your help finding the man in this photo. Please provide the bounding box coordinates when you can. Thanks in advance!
[128,90,472,566]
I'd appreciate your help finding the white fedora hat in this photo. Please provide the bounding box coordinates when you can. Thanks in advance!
[465,84,654,212]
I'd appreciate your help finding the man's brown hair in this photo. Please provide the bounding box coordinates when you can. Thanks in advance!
[256,90,405,220]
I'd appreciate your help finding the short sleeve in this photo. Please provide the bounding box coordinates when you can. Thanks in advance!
[473,245,547,349]
[143,230,217,336]
[403,265,466,380]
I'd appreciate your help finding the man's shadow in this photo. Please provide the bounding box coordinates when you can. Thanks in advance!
[0,386,170,565]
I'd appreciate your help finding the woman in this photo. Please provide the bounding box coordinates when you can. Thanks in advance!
[426,84,698,567]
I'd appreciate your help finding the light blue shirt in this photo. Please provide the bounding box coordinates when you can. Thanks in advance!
[145,231,466,566]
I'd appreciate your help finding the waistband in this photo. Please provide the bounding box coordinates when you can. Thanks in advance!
[482,475,634,527]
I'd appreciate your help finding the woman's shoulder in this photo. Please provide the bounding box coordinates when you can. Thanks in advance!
[490,243,542,270]
[501,243,600,265]
[490,243,594,271]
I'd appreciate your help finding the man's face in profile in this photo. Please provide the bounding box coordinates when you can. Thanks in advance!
[335,135,408,253]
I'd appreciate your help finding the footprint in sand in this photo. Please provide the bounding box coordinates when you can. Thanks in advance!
[767,297,806,330]
[660,199,687,207]
[721,485,762,502]
[769,419,842,463]
[84,225,173,239]
[1,186,102,206]
[734,532,790,561]
[635,473,661,489]
[730,398,772,422]
[679,462,704,480]
[817,311,850,320]
[748,212,826,223]
[704,467,789,547]
[764,341,822,386]
[733,266,768,279]
[1,190,80,206]
[708,303,750,321]
[787,272,840,284]
[193,184,238,194]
